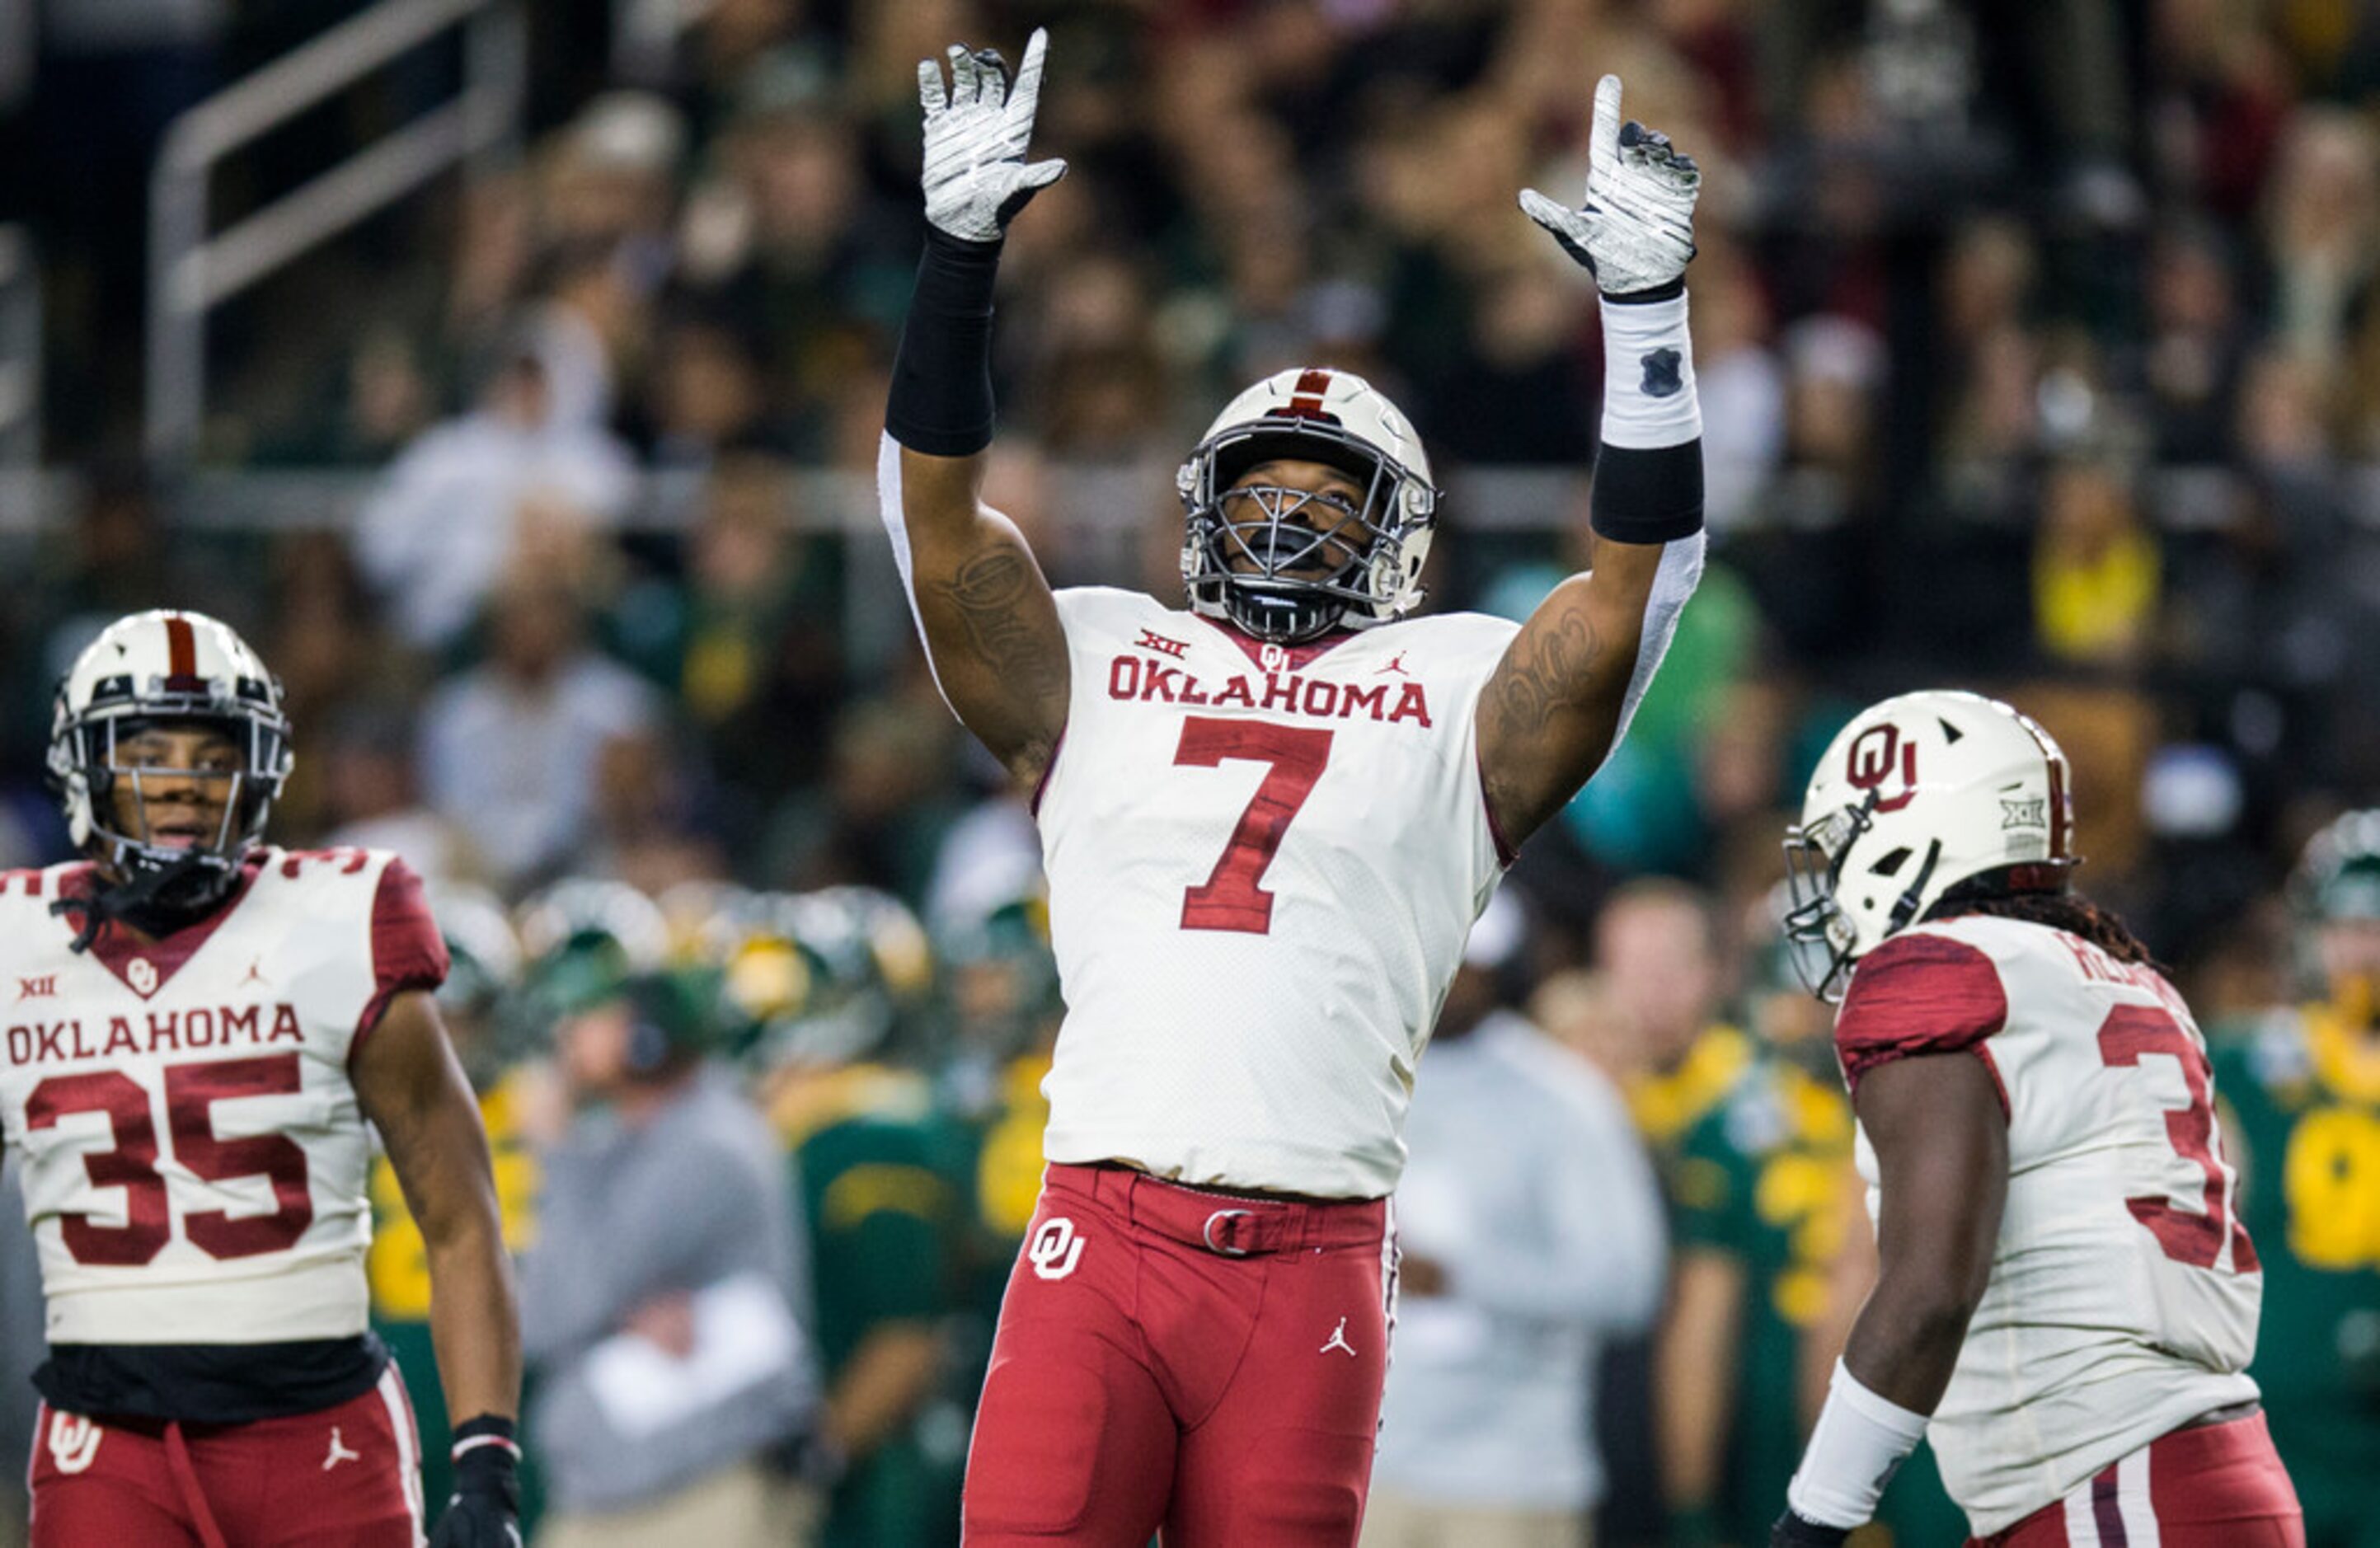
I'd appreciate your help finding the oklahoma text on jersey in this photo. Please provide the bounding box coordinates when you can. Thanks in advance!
[1103,654,1436,727]
[9,1005,307,1066]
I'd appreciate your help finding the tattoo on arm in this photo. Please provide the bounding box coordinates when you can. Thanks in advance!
[937,548,1049,679]
[929,546,1065,771]
[1486,609,1601,739]
[1482,607,1604,837]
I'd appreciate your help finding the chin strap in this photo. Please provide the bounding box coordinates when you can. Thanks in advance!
[49,850,214,953]
[1227,587,1340,644]
[1885,838,1945,936]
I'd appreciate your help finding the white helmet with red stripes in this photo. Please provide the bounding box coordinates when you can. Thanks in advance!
[46,609,293,907]
[1176,366,1438,643]
[1782,690,2075,1001]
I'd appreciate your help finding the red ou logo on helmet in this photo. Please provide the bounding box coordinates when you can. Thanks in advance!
[1846,723,1920,812]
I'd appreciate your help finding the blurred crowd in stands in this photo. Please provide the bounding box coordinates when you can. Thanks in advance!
[4,0,2380,1543]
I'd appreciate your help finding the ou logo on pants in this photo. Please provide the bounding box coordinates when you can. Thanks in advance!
[1030,1217,1086,1280]
[48,1411,101,1475]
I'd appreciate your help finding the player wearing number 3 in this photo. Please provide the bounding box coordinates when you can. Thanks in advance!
[880,30,1704,1547]
[1770,691,2303,1546]
[0,610,522,1546]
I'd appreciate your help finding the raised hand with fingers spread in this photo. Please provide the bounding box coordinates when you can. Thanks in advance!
[1520,73,1700,298]
[918,28,1067,243]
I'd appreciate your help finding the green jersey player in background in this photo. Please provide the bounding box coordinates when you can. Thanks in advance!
[724,888,975,1547]
[2209,812,2380,1548]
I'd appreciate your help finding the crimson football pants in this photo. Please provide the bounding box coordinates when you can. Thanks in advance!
[29,1363,426,1547]
[1973,1410,2304,1547]
[964,1161,1397,1546]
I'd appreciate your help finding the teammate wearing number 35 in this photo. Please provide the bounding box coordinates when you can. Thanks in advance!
[881,28,1705,1547]
[1769,690,2303,1547]
[0,610,522,1547]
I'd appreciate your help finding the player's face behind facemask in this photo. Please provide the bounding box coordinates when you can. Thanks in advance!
[1194,449,1392,643]
[49,610,293,927]
[1216,458,1379,583]
[98,718,249,880]
[1178,368,1438,646]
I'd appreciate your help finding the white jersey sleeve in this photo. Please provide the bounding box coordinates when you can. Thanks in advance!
[1834,916,2261,1535]
[0,848,447,1346]
[1032,589,1520,1199]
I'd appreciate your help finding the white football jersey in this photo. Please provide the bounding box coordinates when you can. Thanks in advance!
[1833,915,2261,1536]
[1035,589,1520,1199]
[0,848,447,1346]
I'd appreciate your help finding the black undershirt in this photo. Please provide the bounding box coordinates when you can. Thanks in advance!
[37,1333,389,1424]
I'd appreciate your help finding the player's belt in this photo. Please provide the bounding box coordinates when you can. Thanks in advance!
[1054,1161,1387,1258]
[2180,1398,2261,1430]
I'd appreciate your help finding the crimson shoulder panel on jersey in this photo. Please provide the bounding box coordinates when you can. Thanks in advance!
[1833,931,2008,1094]
[356,856,449,1044]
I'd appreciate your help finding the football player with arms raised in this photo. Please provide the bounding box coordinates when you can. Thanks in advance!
[1768,692,2302,1547]
[1,611,520,1547]
[881,30,1706,1546]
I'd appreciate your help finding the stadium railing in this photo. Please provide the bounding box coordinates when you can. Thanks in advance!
[145,0,528,465]
[103,464,1602,677]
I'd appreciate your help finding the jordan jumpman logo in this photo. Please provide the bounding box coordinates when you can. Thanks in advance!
[1320,1317,1358,1357]
[322,1426,361,1471]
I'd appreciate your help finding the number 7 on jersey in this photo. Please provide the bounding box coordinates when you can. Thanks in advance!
[1174,717,1333,936]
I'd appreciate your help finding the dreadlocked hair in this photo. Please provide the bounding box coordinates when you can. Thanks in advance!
[1923,869,2165,974]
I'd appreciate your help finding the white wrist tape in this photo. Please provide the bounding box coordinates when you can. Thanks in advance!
[1599,292,1701,450]
[1785,1359,1930,1530]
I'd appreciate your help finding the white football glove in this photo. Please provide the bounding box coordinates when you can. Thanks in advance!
[1520,74,1699,297]
[918,29,1068,243]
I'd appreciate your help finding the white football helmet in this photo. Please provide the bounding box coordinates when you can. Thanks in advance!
[46,609,293,910]
[1176,366,1438,642]
[1783,690,2076,1002]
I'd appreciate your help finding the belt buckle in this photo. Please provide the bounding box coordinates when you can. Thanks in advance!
[1201,1208,1256,1257]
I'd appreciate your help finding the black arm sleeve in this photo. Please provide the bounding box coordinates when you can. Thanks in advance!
[1589,440,1705,545]
[885,228,1005,457]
